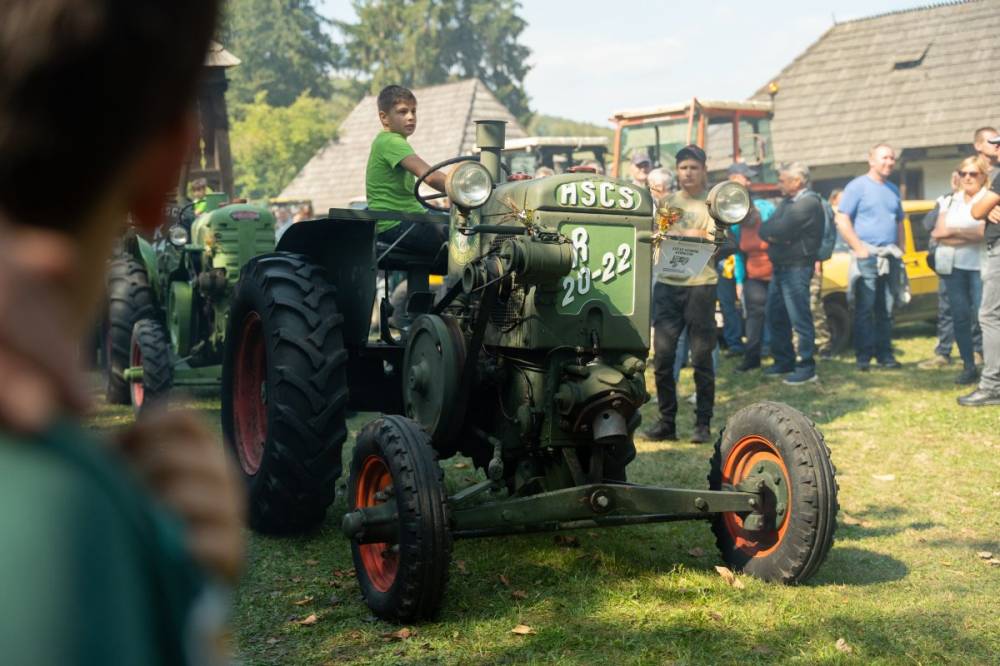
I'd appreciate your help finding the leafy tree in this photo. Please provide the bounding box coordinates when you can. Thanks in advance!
[230,92,345,200]
[528,114,613,139]
[337,0,532,121]
[223,0,337,106]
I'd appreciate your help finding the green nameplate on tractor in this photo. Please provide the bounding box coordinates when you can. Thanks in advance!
[556,222,636,317]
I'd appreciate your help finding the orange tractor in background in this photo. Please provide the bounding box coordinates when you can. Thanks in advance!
[610,98,778,197]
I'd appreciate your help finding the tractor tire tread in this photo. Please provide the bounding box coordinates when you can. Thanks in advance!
[708,401,838,584]
[222,252,348,535]
[105,257,156,404]
[350,415,452,622]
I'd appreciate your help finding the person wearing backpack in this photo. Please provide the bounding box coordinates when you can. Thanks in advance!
[811,189,842,358]
[759,162,826,385]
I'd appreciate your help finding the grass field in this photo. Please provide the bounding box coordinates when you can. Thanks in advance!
[90,327,1000,665]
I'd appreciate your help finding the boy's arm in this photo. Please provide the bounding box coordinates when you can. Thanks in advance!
[400,155,446,193]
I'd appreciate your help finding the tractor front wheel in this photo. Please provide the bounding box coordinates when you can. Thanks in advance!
[348,416,451,622]
[105,257,156,404]
[709,401,838,584]
[129,318,173,416]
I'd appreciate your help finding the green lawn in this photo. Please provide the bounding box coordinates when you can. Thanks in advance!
[91,328,1000,665]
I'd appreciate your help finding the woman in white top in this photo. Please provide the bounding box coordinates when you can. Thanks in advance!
[932,155,988,385]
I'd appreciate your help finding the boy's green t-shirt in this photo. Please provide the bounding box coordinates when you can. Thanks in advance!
[365,130,426,233]
[0,421,211,665]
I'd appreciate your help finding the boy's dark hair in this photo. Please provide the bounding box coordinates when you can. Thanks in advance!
[0,0,221,229]
[377,85,417,114]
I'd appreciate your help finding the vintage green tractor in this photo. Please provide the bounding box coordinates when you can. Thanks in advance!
[222,121,838,622]
[105,194,275,413]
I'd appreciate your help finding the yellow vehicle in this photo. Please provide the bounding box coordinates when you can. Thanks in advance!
[820,200,937,353]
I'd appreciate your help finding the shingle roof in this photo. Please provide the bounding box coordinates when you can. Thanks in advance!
[754,1,1000,167]
[280,79,526,209]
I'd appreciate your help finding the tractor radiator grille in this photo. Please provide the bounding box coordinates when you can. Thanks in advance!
[488,233,526,331]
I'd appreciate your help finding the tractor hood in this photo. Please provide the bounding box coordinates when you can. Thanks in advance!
[480,173,654,222]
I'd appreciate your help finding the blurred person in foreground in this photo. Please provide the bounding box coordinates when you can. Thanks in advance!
[0,1,244,664]
[759,162,825,384]
[964,133,1000,406]
[834,144,905,371]
[931,156,988,385]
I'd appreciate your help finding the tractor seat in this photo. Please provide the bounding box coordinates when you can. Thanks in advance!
[376,241,448,275]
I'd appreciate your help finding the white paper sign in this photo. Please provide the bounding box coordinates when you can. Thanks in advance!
[654,237,715,280]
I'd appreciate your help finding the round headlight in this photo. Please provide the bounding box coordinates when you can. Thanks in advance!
[706,181,751,225]
[168,224,189,246]
[446,161,493,209]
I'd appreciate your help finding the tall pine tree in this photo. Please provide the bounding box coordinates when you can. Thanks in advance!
[224,0,337,107]
[337,0,532,122]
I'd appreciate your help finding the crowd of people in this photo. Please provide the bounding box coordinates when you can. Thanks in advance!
[640,130,1000,443]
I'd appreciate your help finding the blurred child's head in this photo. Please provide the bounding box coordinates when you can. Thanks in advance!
[377,85,418,137]
[0,0,220,333]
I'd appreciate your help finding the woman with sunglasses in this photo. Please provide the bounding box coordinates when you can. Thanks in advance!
[932,155,989,385]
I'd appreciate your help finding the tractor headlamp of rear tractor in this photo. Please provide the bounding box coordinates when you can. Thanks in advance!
[446,161,493,210]
[706,181,751,225]
[168,224,189,246]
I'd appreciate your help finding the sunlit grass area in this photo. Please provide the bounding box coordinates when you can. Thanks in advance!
[88,326,1000,664]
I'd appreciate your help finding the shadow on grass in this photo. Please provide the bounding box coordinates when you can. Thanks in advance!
[476,604,992,665]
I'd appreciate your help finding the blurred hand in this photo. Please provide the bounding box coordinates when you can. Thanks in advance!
[988,205,1000,224]
[117,409,246,583]
[853,246,870,259]
[0,224,90,432]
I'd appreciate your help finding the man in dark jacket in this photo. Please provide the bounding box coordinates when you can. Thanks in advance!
[759,162,825,384]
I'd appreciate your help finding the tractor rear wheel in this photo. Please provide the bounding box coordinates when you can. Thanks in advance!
[129,318,173,416]
[221,253,348,534]
[708,401,838,584]
[348,415,451,622]
[106,257,156,404]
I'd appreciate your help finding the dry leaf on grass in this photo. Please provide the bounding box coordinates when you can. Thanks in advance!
[988,558,1000,567]
[708,611,723,621]
[511,624,536,636]
[511,590,528,600]
[296,613,318,626]
[835,638,853,653]
[840,513,867,527]
[976,551,993,560]
[714,566,746,589]
[453,462,469,469]
[293,596,314,606]
[456,560,468,575]
[751,644,772,655]
[382,627,414,641]
[265,637,280,646]
[554,535,580,548]
[871,474,896,482]
[498,574,511,587]
[305,559,319,566]
[687,547,705,557]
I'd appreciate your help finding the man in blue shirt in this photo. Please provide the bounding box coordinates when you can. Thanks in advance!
[835,144,905,370]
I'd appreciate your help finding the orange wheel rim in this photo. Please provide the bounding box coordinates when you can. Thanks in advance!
[721,435,792,557]
[355,455,398,592]
[130,338,144,407]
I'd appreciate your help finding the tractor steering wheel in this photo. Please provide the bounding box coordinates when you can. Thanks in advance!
[413,155,510,210]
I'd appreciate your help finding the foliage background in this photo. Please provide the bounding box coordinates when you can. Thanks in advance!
[222,0,609,201]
